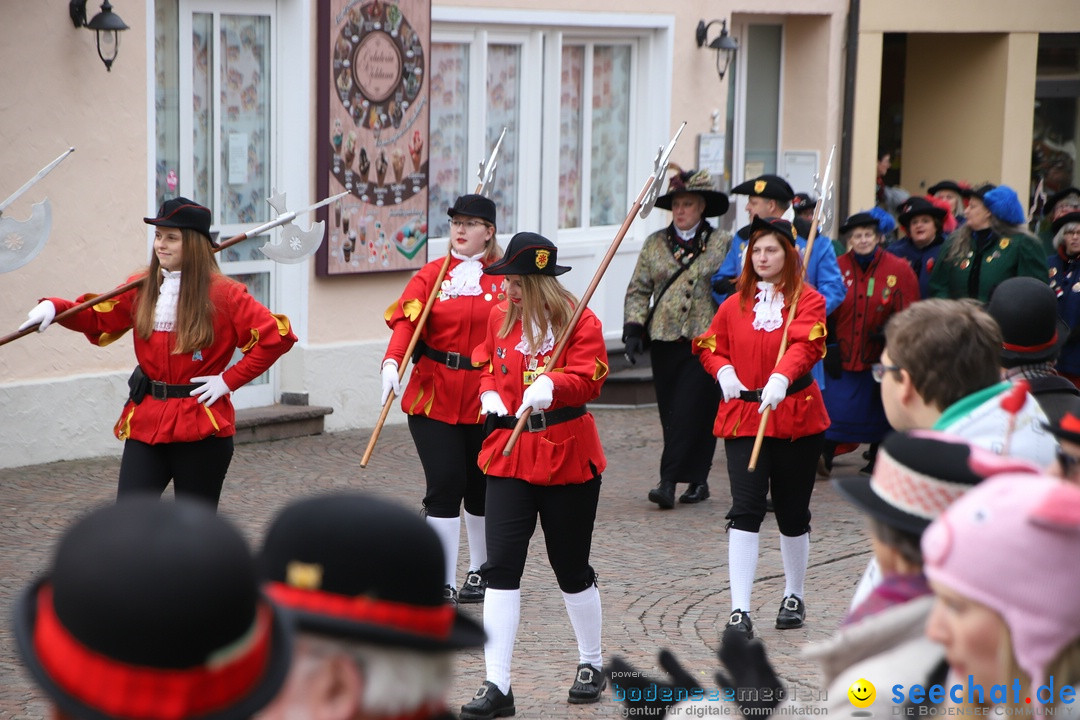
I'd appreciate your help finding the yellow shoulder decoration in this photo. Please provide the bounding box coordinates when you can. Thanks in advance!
[241,328,260,353]
[694,333,717,352]
[97,328,132,348]
[89,294,120,313]
[402,298,423,322]
[272,313,292,336]
[383,300,397,322]
[593,357,609,381]
[808,321,827,342]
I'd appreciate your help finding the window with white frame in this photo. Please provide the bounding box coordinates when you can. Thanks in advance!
[428,23,641,240]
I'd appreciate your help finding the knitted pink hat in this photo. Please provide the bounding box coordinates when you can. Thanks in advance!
[922,474,1080,693]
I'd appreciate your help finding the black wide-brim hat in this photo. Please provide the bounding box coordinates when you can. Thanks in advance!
[730,174,795,203]
[259,493,486,651]
[927,180,965,196]
[654,169,729,217]
[749,216,798,246]
[1043,401,1080,445]
[987,276,1069,366]
[897,196,947,228]
[144,196,216,247]
[447,193,497,225]
[839,211,882,235]
[14,499,292,720]
[1053,211,1080,235]
[833,430,1037,535]
[483,231,570,276]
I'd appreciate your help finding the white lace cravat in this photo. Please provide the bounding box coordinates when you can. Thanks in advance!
[442,250,485,298]
[751,281,785,332]
[153,270,181,331]
[515,316,556,358]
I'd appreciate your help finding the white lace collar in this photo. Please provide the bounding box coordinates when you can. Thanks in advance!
[442,250,485,298]
[154,269,182,331]
[675,222,700,242]
[515,316,556,358]
[752,282,785,332]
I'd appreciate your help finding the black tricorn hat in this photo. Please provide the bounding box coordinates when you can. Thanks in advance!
[447,193,497,226]
[259,493,486,651]
[484,232,570,276]
[749,216,798,247]
[1043,398,1080,445]
[927,180,965,196]
[654,169,729,217]
[730,174,795,203]
[839,211,881,235]
[987,276,1069,366]
[1052,210,1080,235]
[14,498,292,720]
[144,196,216,246]
[897,196,947,228]
[833,430,1038,535]
[1046,187,1080,217]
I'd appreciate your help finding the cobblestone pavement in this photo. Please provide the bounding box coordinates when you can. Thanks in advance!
[0,406,872,718]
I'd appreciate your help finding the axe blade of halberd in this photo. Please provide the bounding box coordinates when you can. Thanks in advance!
[0,199,52,274]
[258,189,329,264]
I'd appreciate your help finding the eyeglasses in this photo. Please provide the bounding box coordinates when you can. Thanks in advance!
[449,219,489,230]
[871,363,902,383]
[1057,449,1080,479]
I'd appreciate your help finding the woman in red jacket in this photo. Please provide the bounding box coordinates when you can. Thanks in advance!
[19,198,296,509]
[382,194,503,605]
[694,216,829,638]
[460,232,608,720]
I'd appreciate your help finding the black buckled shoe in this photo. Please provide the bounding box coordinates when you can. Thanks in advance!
[443,584,458,607]
[461,681,516,720]
[679,484,710,504]
[568,663,606,704]
[726,609,754,639]
[458,570,487,604]
[647,481,676,509]
[775,595,805,629]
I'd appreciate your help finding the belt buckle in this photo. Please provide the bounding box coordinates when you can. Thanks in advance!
[150,381,168,401]
[526,410,547,432]
[445,351,461,370]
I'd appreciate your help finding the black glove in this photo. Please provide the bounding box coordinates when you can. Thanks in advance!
[715,628,784,719]
[606,649,703,718]
[712,276,736,297]
[623,323,646,365]
[823,345,842,379]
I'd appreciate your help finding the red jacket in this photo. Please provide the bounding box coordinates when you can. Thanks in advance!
[834,248,919,370]
[471,303,608,485]
[384,256,505,424]
[694,285,829,440]
[51,273,296,443]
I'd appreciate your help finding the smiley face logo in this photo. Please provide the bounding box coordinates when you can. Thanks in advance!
[847,679,876,708]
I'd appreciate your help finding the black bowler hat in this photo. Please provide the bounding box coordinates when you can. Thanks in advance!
[259,493,486,651]
[1046,187,1080,217]
[792,192,815,214]
[749,216,798,246]
[897,196,946,228]
[1052,210,1080,235]
[144,196,216,246]
[987,276,1069,367]
[1043,398,1080,445]
[833,430,1038,535]
[14,498,292,720]
[927,180,965,196]
[730,174,795,203]
[839,211,881,235]
[969,183,996,201]
[483,232,570,276]
[654,168,729,217]
[447,194,497,226]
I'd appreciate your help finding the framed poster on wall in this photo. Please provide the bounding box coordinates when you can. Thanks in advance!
[317,0,431,275]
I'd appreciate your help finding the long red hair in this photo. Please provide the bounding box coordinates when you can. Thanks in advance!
[736,228,805,311]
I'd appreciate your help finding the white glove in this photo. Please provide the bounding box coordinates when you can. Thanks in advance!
[190,374,232,406]
[717,365,749,403]
[380,360,402,405]
[515,375,554,418]
[758,373,790,414]
[19,300,56,333]
[480,390,509,416]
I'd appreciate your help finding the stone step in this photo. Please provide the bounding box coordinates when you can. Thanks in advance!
[234,393,333,444]
[595,342,655,406]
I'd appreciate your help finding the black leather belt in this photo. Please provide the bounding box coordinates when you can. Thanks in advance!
[149,381,200,400]
[415,341,482,370]
[738,373,813,403]
[489,405,588,432]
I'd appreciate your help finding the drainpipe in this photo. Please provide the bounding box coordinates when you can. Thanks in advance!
[839,0,860,223]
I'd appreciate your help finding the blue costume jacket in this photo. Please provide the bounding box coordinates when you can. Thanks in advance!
[885,234,946,299]
[1049,249,1080,376]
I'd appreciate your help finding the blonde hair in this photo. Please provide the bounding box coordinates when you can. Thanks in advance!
[133,227,220,354]
[498,274,578,347]
[943,216,1040,263]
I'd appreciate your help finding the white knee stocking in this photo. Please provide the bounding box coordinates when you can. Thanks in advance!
[780,532,810,599]
[425,515,460,588]
[562,585,603,668]
[483,588,520,693]
[464,511,487,571]
[728,528,759,612]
